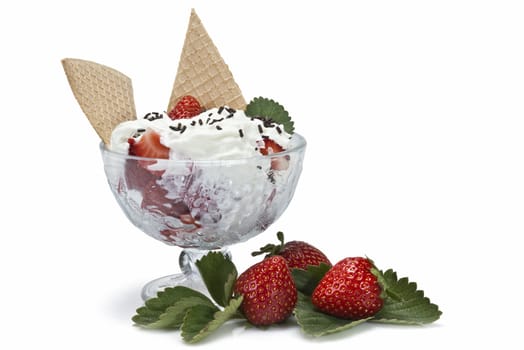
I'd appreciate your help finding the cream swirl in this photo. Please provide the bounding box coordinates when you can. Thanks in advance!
[110,107,292,160]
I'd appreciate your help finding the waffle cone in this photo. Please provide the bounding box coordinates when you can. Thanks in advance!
[62,58,137,144]
[168,9,246,112]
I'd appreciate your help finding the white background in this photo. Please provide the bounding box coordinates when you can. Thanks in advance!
[1,0,523,348]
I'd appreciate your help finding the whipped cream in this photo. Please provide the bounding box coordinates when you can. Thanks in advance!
[110,107,292,160]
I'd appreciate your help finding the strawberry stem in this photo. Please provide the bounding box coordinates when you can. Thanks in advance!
[251,231,286,257]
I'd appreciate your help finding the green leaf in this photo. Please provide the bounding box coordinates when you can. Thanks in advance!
[294,292,371,337]
[181,296,244,343]
[291,263,331,295]
[132,286,215,328]
[245,97,295,134]
[372,268,442,324]
[195,251,238,307]
[144,296,218,329]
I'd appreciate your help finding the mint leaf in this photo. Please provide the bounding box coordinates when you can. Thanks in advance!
[181,296,244,343]
[132,286,215,328]
[245,97,295,134]
[294,292,371,337]
[195,251,238,307]
[372,268,442,324]
[291,263,331,295]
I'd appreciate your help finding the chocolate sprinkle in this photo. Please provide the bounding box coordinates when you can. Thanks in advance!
[216,125,222,130]
[209,118,224,125]
[218,106,225,114]
[170,124,188,133]
[276,126,282,134]
[238,129,244,137]
[226,113,234,119]
[198,119,203,126]
[143,112,163,121]
[226,107,236,113]
[190,121,196,126]
[258,124,263,134]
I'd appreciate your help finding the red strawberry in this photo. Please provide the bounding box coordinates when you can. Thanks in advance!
[233,255,297,326]
[128,130,170,175]
[128,130,170,159]
[259,137,289,170]
[312,257,383,320]
[259,137,284,155]
[252,232,331,270]
[168,95,202,120]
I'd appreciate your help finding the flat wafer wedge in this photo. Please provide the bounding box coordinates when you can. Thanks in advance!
[168,9,246,112]
[62,58,137,144]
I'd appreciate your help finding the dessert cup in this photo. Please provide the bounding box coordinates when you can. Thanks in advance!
[100,133,306,300]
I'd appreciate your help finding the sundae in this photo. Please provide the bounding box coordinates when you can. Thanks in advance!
[62,9,305,248]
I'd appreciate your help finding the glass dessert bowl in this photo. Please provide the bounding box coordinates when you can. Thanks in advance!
[100,133,306,300]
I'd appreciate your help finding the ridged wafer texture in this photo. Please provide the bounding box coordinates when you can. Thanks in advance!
[167,9,246,113]
[62,58,137,144]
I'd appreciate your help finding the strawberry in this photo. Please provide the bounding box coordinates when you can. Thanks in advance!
[128,130,170,159]
[312,257,383,320]
[259,137,284,155]
[168,95,202,120]
[233,255,297,326]
[252,232,331,270]
[259,137,289,170]
[128,129,170,176]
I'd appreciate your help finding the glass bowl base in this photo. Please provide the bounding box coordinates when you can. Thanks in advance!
[141,272,209,301]
[140,247,230,301]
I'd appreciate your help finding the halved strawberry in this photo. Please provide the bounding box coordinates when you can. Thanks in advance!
[259,137,284,155]
[168,95,202,120]
[128,130,170,159]
[259,137,289,170]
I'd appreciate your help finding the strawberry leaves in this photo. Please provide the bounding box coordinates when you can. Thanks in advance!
[291,263,331,295]
[195,251,237,307]
[132,252,243,343]
[132,287,217,329]
[181,297,243,343]
[372,269,442,324]
[295,292,372,336]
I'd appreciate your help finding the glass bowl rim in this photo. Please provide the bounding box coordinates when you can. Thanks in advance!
[100,132,306,165]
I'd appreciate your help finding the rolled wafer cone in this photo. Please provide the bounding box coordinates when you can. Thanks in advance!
[168,9,246,112]
[62,58,137,144]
